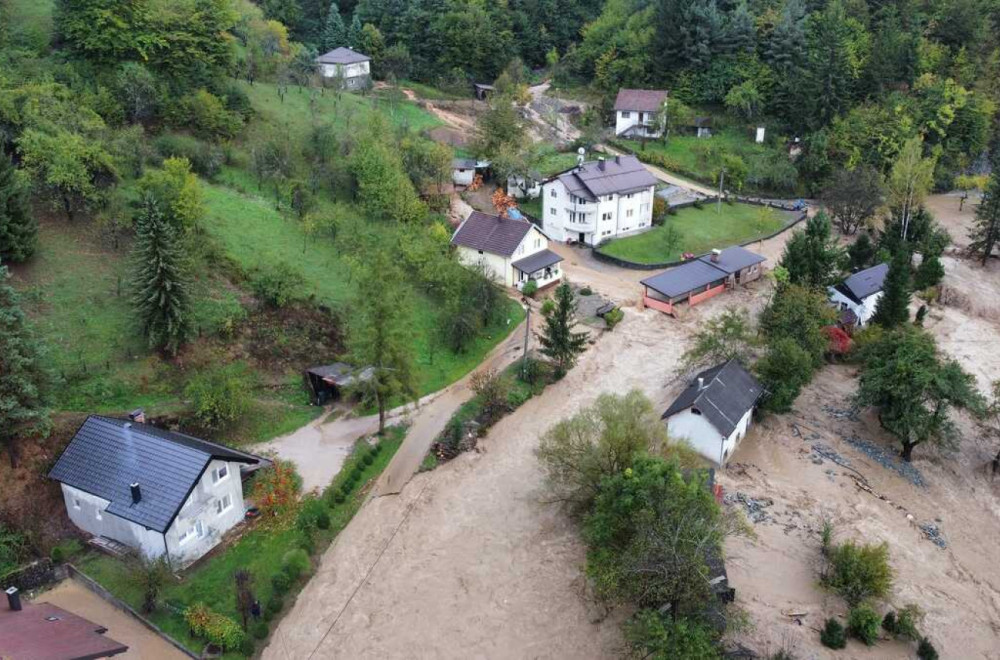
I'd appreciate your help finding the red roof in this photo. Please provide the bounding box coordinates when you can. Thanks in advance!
[0,601,128,660]
[614,89,668,112]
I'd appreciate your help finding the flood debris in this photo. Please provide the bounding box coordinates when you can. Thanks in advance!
[724,491,774,523]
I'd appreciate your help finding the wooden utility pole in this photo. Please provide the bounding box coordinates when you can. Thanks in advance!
[717,170,725,214]
[521,298,531,379]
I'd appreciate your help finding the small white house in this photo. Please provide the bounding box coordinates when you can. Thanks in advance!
[315,47,371,89]
[662,360,764,466]
[541,154,658,246]
[614,89,668,138]
[49,414,262,569]
[451,211,563,290]
[828,262,888,327]
[452,158,477,186]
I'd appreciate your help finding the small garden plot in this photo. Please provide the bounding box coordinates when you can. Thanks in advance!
[598,202,795,266]
[76,427,404,659]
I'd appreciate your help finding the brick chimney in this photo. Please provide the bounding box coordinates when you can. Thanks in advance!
[130,482,142,504]
[598,157,606,171]
[5,586,21,612]
[710,249,721,263]
[615,155,621,165]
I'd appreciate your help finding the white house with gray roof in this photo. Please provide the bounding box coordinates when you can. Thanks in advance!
[451,211,562,290]
[614,89,668,138]
[541,154,658,246]
[315,47,371,89]
[662,360,764,466]
[828,262,888,327]
[49,415,262,568]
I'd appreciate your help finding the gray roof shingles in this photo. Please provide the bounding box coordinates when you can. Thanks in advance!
[315,47,370,65]
[451,211,533,257]
[556,155,657,201]
[662,360,763,438]
[49,416,258,533]
[614,89,668,112]
[698,246,766,275]
[641,259,728,298]
[512,248,562,274]
[840,262,888,302]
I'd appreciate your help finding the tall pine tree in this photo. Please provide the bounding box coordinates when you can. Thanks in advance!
[539,283,589,376]
[778,211,843,288]
[348,12,362,48]
[766,0,807,126]
[0,151,37,264]
[0,265,50,468]
[130,196,191,356]
[872,248,912,328]
[321,2,347,51]
[969,158,1000,265]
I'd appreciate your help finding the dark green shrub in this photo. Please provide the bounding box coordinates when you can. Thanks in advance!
[884,605,922,641]
[271,572,290,595]
[823,540,893,606]
[522,280,538,298]
[540,299,555,316]
[239,636,255,656]
[882,611,897,634]
[185,364,251,430]
[249,263,304,308]
[848,604,881,646]
[251,621,269,640]
[693,198,704,209]
[604,307,624,330]
[579,286,593,296]
[820,618,847,649]
[50,546,65,563]
[917,638,938,660]
[362,453,374,466]
[350,465,363,480]
[372,443,382,454]
[265,596,283,616]
[297,531,315,555]
[334,491,346,504]
[282,549,311,581]
[154,134,224,178]
[297,497,330,531]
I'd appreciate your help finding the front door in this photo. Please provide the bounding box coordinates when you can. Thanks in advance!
[579,232,586,243]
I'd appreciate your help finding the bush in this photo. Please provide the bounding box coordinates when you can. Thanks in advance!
[625,610,720,659]
[579,286,593,296]
[334,491,346,503]
[820,618,847,649]
[265,596,283,616]
[522,280,538,298]
[185,364,251,430]
[848,604,881,646]
[824,540,893,606]
[172,89,243,141]
[884,604,922,641]
[282,549,311,581]
[603,307,624,331]
[184,603,246,651]
[251,621,269,640]
[518,356,544,385]
[297,498,330,531]
[154,134,224,179]
[239,636,255,657]
[271,572,290,595]
[351,465,363,480]
[917,638,939,660]
[372,442,382,455]
[362,452,374,466]
[250,263,305,308]
[540,299,555,316]
[693,198,705,210]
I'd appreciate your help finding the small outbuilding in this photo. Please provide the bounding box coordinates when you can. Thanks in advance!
[473,83,495,100]
[304,363,374,405]
[662,359,764,466]
[691,116,713,138]
[641,246,766,317]
[452,158,477,187]
[828,262,888,328]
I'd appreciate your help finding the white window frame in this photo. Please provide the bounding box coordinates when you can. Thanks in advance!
[550,188,556,198]
[215,494,233,517]
[621,111,631,118]
[211,464,230,486]
[179,525,196,545]
[95,509,102,521]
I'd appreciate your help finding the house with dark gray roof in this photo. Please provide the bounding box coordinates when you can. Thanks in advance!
[451,211,562,290]
[49,414,262,568]
[641,246,767,317]
[315,47,371,90]
[614,89,668,138]
[828,262,888,327]
[662,360,764,465]
[541,154,658,246]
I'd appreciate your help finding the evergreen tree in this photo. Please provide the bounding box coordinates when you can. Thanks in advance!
[0,152,37,264]
[969,166,1000,266]
[0,265,50,468]
[320,2,346,51]
[847,232,876,271]
[348,12,362,48]
[130,196,192,356]
[765,0,807,125]
[779,211,843,288]
[539,283,589,376]
[803,0,858,128]
[721,1,755,55]
[913,254,945,290]
[872,248,912,329]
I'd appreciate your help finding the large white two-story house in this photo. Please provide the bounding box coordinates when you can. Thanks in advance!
[315,47,371,89]
[541,154,658,246]
[49,413,263,569]
[451,211,563,291]
[614,89,668,138]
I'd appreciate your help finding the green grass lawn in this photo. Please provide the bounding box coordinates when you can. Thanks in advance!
[76,428,405,658]
[532,146,579,178]
[598,203,794,265]
[7,0,54,51]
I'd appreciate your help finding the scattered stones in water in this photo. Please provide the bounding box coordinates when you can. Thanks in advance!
[823,405,859,421]
[843,434,926,488]
[724,491,774,523]
[811,443,852,468]
[919,522,947,548]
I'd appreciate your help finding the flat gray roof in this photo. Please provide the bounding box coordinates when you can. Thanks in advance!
[641,259,728,298]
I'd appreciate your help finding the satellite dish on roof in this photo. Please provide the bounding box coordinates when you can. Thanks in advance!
[577,147,585,155]
[577,146,586,167]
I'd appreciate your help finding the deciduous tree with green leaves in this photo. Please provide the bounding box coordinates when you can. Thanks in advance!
[130,196,192,356]
[539,283,588,376]
[18,128,117,221]
[679,306,758,374]
[778,211,843,288]
[137,157,204,232]
[822,166,885,235]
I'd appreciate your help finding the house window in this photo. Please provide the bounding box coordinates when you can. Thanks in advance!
[550,188,556,198]
[73,498,81,510]
[621,111,631,118]
[602,212,612,222]
[626,209,634,218]
[196,520,204,537]
[216,494,233,516]
[211,464,229,485]
[179,525,196,545]
[478,249,484,255]
[549,207,556,215]
[626,193,634,199]
[95,509,103,521]
[534,238,541,248]
[691,408,702,416]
